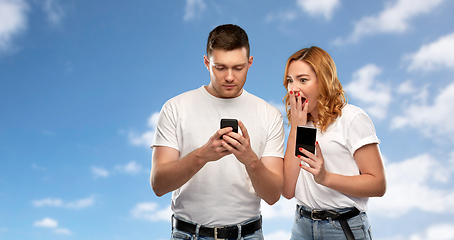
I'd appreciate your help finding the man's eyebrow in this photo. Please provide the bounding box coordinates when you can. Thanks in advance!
[213,62,248,67]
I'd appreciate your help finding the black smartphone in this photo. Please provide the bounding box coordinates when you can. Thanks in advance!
[220,119,238,138]
[295,126,317,158]
[220,119,238,132]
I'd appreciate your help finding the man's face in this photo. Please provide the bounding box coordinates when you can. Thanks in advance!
[204,47,253,98]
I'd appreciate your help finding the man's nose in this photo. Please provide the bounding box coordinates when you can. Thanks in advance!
[225,69,234,81]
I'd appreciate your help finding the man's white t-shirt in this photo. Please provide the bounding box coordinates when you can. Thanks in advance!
[295,104,380,212]
[152,86,285,226]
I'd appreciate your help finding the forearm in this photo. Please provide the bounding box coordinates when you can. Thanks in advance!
[151,149,206,197]
[282,127,300,199]
[245,158,283,205]
[321,172,386,198]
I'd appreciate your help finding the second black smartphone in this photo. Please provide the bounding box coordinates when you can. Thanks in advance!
[295,126,317,158]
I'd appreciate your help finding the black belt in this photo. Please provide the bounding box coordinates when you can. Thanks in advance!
[298,205,360,240]
[172,215,262,239]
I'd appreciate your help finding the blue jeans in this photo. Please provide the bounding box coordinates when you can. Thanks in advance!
[170,215,264,240]
[290,205,372,240]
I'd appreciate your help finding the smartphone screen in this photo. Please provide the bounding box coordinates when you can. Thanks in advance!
[295,126,317,157]
[220,119,238,139]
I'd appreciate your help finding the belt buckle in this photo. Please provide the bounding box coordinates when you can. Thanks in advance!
[213,227,225,240]
[311,210,323,221]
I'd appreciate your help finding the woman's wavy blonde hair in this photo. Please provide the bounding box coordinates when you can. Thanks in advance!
[283,46,347,132]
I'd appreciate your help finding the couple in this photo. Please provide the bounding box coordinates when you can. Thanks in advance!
[151,24,386,240]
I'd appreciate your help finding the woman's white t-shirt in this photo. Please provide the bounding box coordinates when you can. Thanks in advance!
[295,104,380,212]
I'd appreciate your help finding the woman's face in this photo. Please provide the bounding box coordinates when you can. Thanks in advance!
[286,60,319,120]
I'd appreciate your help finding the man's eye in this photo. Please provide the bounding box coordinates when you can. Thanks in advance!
[215,66,226,70]
[234,67,243,71]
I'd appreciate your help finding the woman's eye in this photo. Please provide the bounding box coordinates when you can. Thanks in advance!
[287,78,293,83]
[300,78,307,82]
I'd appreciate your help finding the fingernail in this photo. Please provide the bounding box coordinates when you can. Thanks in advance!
[297,93,300,97]
[316,141,318,144]
[305,100,308,103]
[297,155,301,158]
[299,147,302,151]
[299,163,303,167]
[290,91,293,94]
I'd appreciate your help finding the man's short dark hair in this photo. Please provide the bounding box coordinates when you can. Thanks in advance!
[206,24,250,58]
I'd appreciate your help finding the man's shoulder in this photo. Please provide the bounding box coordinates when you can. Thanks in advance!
[165,87,203,104]
[244,90,282,114]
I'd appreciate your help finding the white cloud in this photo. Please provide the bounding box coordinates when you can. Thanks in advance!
[408,223,454,240]
[406,32,454,72]
[91,166,110,178]
[34,217,58,228]
[261,198,296,220]
[334,0,446,45]
[33,218,72,235]
[33,198,63,207]
[265,230,292,240]
[114,161,144,175]
[369,152,454,218]
[344,64,392,120]
[0,0,29,53]
[65,196,95,209]
[391,82,454,139]
[53,228,72,235]
[42,0,65,26]
[32,196,95,209]
[396,79,416,95]
[92,161,147,178]
[131,202,171,222]
[129,112,159,148]
[183,0,205,21]
[296,0,340,20]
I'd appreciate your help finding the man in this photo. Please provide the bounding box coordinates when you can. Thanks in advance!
[151,24,284,240]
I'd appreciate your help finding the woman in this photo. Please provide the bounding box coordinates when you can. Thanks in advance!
[282,46,386,240]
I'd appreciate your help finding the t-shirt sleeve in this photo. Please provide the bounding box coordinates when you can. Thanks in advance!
[262,107,285,158]
[346,111,380,157]
[151,102,180,151]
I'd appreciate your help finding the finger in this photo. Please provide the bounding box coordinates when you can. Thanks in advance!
[216,127,233,139]
[299,161,315,174]
[238,121,250,140]
[289,91,298,111]
[221,139,238,154]
[302,99,309,115]
[296,92,302,105]
[298,147,316,160]
[314,141,323,159]
[297,154,316,168]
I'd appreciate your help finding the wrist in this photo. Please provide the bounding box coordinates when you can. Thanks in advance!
[193,148,209,165]
[244,157,260,170]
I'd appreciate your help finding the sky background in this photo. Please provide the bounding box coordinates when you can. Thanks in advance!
[2,0,454,239]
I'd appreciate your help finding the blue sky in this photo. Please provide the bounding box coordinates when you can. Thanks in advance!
[1,0,454,239]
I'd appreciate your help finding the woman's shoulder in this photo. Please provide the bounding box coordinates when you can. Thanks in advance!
[339,104,371,122]
[342,104,366,114]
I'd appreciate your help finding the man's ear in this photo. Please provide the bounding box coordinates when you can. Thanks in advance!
[248,56,253,69]
[203,55,210,71]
